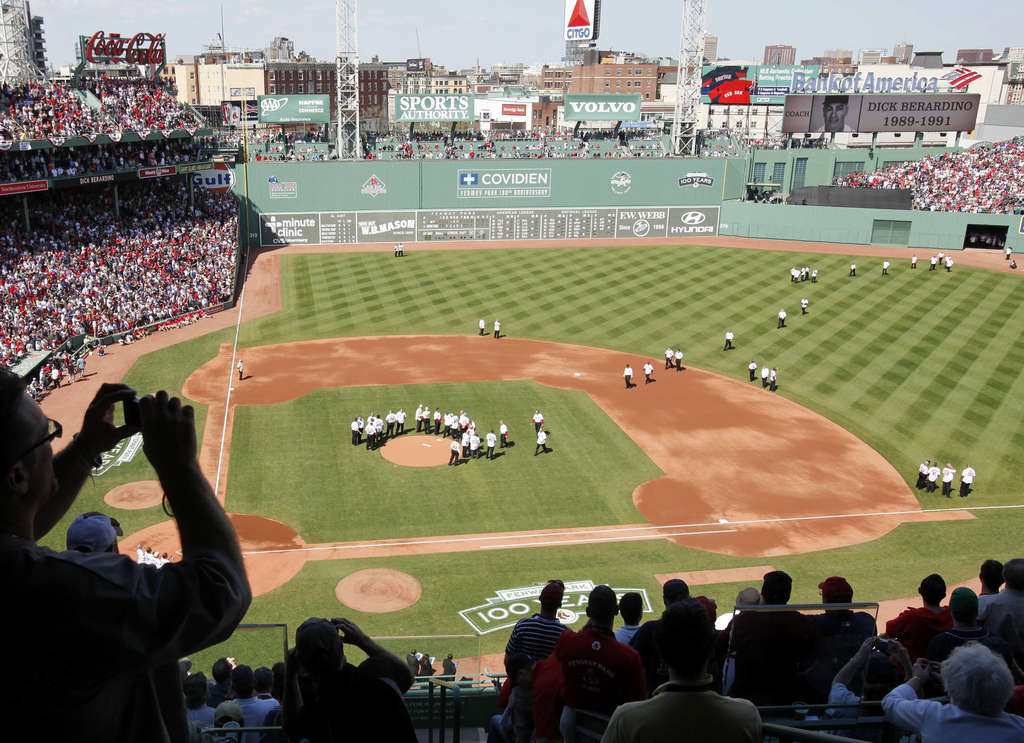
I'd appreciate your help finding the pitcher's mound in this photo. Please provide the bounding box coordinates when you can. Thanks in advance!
[105,480,164,510]
[336,568,422,613]
[380,435,452,467]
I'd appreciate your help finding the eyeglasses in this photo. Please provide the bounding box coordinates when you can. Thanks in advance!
[4,418,62,471]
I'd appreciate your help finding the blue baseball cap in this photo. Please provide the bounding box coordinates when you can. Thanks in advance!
[66,512,121,552]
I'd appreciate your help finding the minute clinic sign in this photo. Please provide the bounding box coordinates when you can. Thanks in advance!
[84,32,166,65]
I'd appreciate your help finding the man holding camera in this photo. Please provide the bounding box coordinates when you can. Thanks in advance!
[0,371,252,741]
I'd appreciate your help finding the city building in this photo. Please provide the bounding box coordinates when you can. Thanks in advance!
[264,36,294,61]
[541,64,573,91]
[25,2,45,74]
[763,44,796,66]
[429,71,469,95]
[568,59,658,101]
[1004,47,1024,62]
[703,34,718,63]
[823,49,854,62]
[860,49,885,65]
[956,49,995,64]
[893,42,913,64]
[359,62,390,131]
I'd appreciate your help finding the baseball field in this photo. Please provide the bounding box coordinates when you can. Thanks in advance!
[40,238,1024,672]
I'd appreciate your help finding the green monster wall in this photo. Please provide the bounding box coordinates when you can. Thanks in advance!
[232,154,1021,251]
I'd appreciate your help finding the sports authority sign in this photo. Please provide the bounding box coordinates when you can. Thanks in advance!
[564,94,642,122]
[457,169,552,199]
[83,32,166,65]
[395,94,474,122]
[257,95,330,124]
[564,0,599,41]
[458,581,652,635]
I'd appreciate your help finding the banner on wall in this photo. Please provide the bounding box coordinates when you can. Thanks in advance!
[563,94,641,121]
[395,94,474,122]
[782,93,981,133]
[257,95,330,124]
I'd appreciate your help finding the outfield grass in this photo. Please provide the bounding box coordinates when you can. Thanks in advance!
[226,381,660,542]
[53,243,1024,670]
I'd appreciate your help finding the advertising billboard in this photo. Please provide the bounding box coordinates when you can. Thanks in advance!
[257,95,331,124]
[782,93,981,133]
[702,64,819,106]
[395,94,474,122]
[221,101,258,126]
[564,0,598,42]
[406,58,426,73]
[563,94,642,121]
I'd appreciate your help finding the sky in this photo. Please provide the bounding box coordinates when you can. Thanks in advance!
[38,0,1014,70]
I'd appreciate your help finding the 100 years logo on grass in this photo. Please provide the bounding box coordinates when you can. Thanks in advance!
[458,581,653,635]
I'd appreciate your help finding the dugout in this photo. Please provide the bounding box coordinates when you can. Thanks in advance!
[964,223,1009,251]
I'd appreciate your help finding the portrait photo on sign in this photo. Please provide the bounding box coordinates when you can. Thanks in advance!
[809,94,862,133]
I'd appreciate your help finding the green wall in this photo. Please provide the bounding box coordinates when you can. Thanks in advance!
[747,144,963,191]
[721,202,1019,251]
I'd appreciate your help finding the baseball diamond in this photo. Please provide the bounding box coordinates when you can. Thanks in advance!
[36,225,1024,677]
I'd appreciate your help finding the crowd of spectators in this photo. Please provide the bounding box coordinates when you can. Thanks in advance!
[84,76,204,132]
[368,130,665,161]
[0,138,207,183]
[1,76,202,141]
[1,81,110,139]
[833,137,1024,214]
[0,179,237,368]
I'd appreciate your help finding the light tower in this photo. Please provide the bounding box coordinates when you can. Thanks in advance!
[335,0,360,158]
[670,0,707,156]
[0,0,43,85]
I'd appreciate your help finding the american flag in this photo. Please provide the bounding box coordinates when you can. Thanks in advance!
[942,67,982,90]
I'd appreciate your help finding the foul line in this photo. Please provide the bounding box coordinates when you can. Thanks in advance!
[239,502,1024,557]
[214,249,251,501]
[477,529,737,549]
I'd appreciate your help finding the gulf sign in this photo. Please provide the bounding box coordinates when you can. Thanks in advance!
[564,0,598,41]
[192,163,235,194]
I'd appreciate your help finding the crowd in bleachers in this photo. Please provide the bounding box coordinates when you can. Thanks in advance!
[0,76,203,140]
[367,131,665,161]
[0,179,237,368]
[159,562,1024,741]
[833,137,1024,214]
[0,138,206,183]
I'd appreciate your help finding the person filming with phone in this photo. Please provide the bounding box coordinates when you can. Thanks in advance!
[0,371,252,741]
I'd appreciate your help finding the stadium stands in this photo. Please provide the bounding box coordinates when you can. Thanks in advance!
[833,137,1024,215]
[170,566,1024,741]
[0,138,208,183]
[0,76,203,140]
[0,180,237,369]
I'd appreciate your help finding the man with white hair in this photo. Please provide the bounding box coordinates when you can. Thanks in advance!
[882,643,1024,738]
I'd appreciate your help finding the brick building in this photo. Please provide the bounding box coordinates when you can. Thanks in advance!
[568,62,658,101]
[265,59,337,118]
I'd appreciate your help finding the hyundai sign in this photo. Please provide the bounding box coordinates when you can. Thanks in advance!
[564,0,599,41]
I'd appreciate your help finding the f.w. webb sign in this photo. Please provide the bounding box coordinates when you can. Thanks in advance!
[564,94,642,121]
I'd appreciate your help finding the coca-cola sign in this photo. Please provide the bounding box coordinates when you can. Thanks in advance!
[85,32,166,65]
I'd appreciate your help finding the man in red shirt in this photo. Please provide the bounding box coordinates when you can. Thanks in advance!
[884,573,952,662]
[555,585,646,741]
